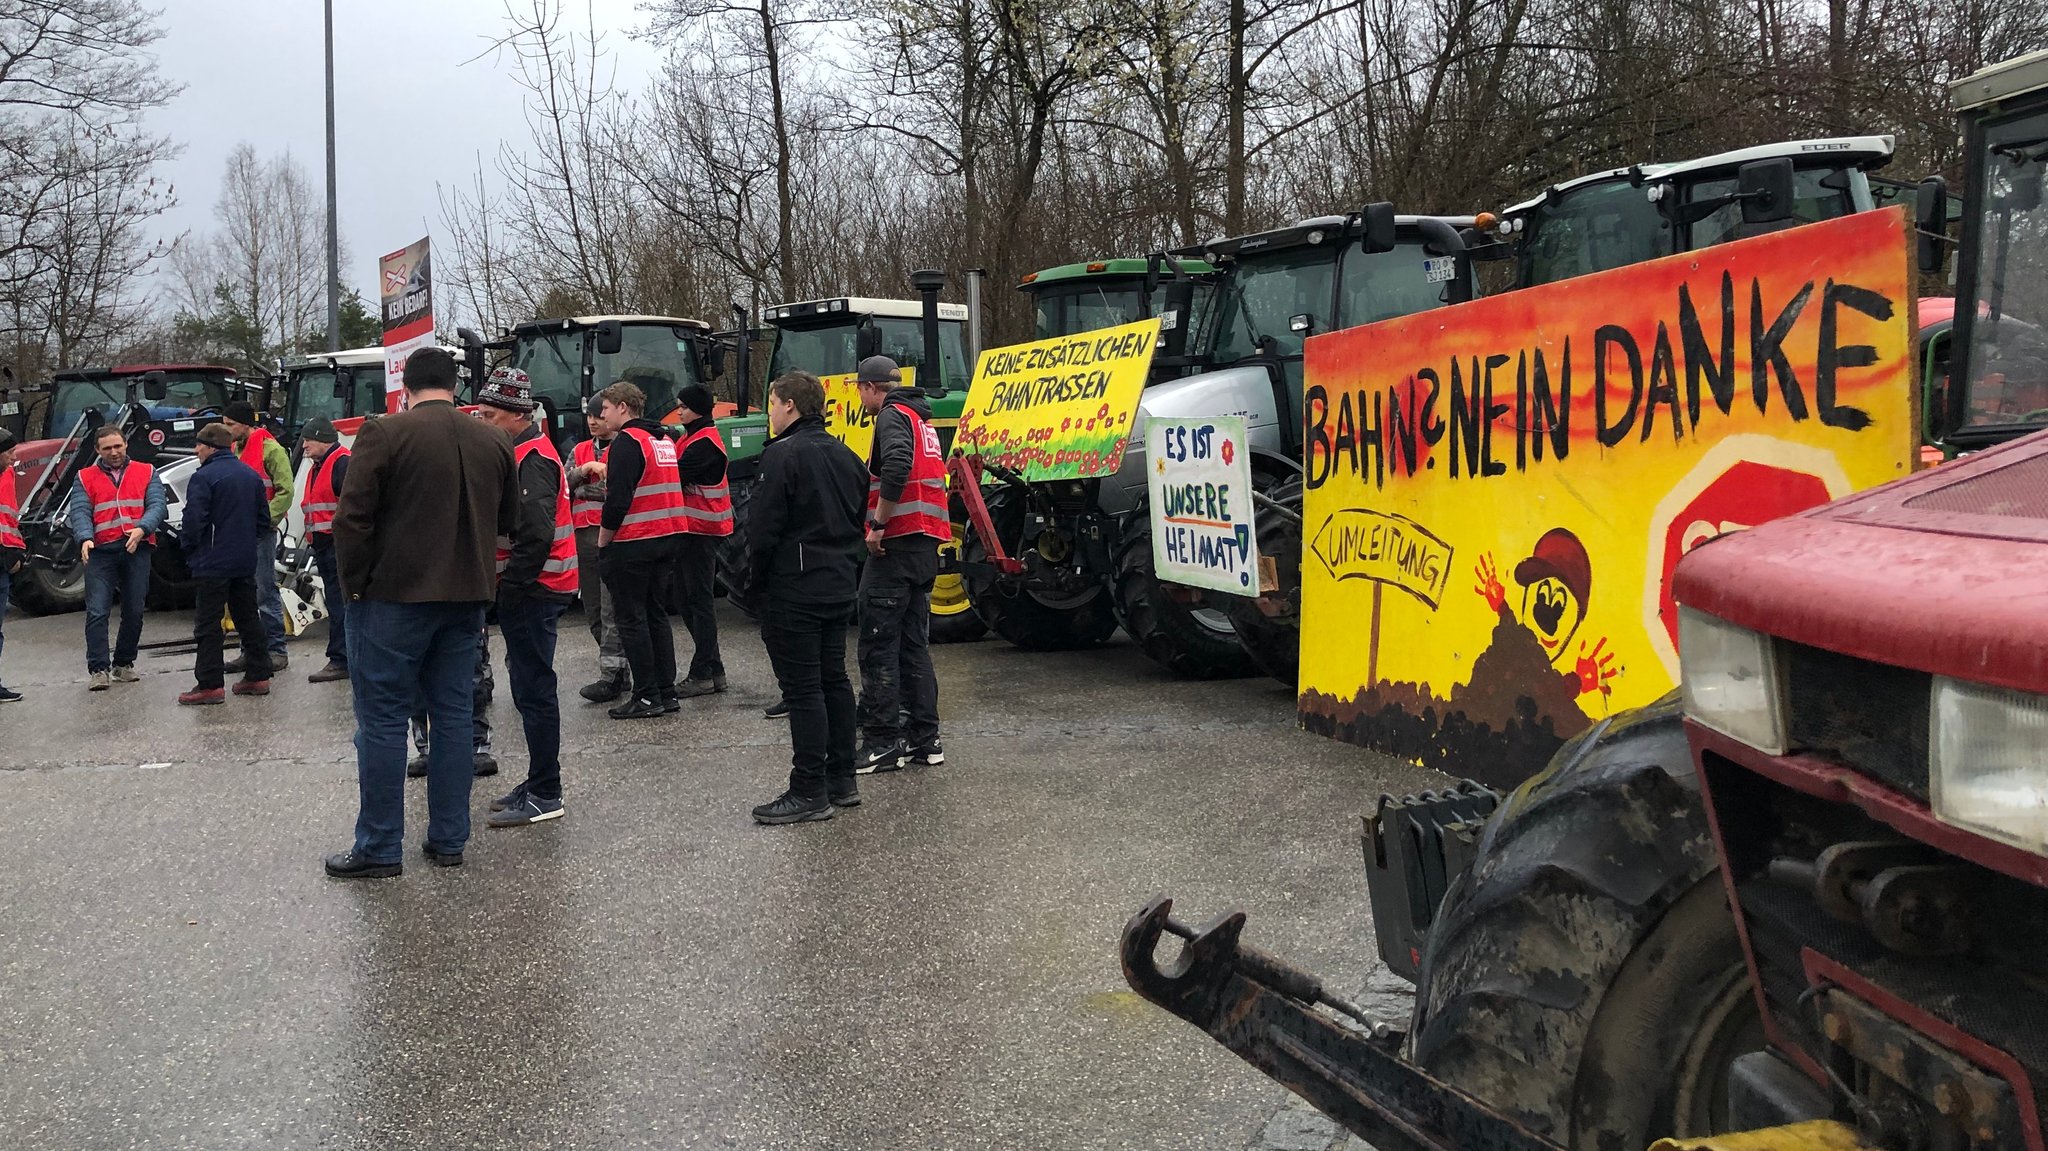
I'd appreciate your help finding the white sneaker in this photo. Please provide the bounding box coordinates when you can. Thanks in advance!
[111,665,139,683]
[88,670,113,691]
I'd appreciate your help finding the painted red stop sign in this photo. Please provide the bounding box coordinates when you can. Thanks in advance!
[1658,461,1834,650]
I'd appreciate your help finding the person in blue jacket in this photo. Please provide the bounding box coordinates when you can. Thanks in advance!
[176,423,275,704]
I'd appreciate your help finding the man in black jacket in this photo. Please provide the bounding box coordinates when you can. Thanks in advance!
[747,371,870,824]
[597,380,685,719]
[667,382,728,698]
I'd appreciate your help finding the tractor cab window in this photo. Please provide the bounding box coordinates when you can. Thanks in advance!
[592,324,702,422]
[766,323,858,381]
[768,318,970,392]
[1517,180,1669,287]
[512,331,585,421]
[1209,247,1338,365]
[46,373,235,438]
[869,318,971,392]
[1962,112,2048,429]
[1032,283,1147,340]
[1682,167,1858,249]
[284,367,385,435]
[1339,240,1462,328]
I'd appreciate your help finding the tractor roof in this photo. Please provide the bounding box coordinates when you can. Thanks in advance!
[1199,214,1480,262]
[1674,428,2048,698]
[52,363,240,380]
[511,315,711,335]
[1503,136,1897,217]
[1954,48,2048,112]
[761,297,969,324]
[1018,257,1218,288]
[281,346,390,370]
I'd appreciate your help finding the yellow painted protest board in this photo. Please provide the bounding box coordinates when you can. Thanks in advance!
[1298,209,1919,787]
[819,365,916,461]
[954,319,1158,480]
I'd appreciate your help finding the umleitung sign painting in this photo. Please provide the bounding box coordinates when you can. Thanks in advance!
[1297,208,1918,787]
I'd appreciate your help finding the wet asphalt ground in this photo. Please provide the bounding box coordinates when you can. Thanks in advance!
[0,600,1435,1149]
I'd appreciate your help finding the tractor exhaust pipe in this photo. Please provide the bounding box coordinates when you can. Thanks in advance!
[911,268,947,395]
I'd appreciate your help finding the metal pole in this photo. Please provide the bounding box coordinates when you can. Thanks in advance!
[965,268,985,361]
[323,0,341,353]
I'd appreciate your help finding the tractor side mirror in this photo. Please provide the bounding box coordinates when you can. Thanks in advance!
[141,371,168,402]
[1916,175,1949,275]
[593,319,624,356]
[1360,202,1398,254]
[1288,313,1316,335]
[856,322,882,361]
[1738,158,1796,224]
[707,342,728,380]
[1159,278,1195,361]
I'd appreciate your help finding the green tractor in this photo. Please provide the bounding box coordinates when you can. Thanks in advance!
[1018,257,1218,359]
[457,314,720,448]
[713,282,985,643]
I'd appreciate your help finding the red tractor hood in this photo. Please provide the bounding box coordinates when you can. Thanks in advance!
[1674,430,2048,697]
[8,436,70,502]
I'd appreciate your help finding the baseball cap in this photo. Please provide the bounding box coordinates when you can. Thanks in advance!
[856,356,901,384]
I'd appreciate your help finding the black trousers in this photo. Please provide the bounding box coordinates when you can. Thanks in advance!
[762,597,857,798]
[602,535,680,697]
[857,541,940,744]
[193,576,273,689]
[673,533,723,681]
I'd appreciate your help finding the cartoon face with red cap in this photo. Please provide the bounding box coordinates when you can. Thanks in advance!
[1476,527,1619,698]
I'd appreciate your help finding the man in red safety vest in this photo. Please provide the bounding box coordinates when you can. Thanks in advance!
[595,379,688,719]
[473,367,580,825]
[852,356,949,774]
[222,401,294,672]
[568,394,629,702]
[0,428,24,703]
[299,418,352,683]
[668,382,731,700]
[65,423,166,690]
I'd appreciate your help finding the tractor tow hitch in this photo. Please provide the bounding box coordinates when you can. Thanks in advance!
[1120,895,1560,1151]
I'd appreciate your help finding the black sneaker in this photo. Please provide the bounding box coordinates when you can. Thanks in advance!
[489,782,530,813]
[0,685,21,703]
[324,851,401,879]
[420,843,464,868]
[488,792,564,828]
[579,672,628,703]
[406,754,428,779]
[674,676,725,698]
[752,791,832,825]
[907,740,945,766]
[828,783,861,808]
[609,693,667,720]
[472,751,498,777]
[854,740,908,775]
[763,698,790,719]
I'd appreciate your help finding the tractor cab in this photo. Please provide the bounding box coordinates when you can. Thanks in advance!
[468,315,716,447]
[274,346,404,443]
[1017,257,1219,373]
[1499,135,1896,290]
[762,295,972,396]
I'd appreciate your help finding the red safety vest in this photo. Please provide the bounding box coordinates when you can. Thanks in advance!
[570,438,606,530]
[612,425,687,542]
[78,461,155,547]
[495,433,581,594]
[302,445,349,536]
[868,401,950,541]
[677,425,734,537]
[0,467,22,550]
[238,426,279,503]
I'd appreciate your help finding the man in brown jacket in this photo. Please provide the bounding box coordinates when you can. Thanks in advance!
[324,347,520,879]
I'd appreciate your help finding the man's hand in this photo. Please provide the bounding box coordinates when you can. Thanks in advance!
[124,527,144,553]
[79,539,94,564]
[865,525,885,557]
[597,528,614,548]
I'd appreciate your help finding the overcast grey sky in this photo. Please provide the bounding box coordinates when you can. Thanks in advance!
[150,0,661,305]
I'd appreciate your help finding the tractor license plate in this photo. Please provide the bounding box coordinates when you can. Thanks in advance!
[1423,256,1456,284]
[0,401,16,416]
[172,419,195,432]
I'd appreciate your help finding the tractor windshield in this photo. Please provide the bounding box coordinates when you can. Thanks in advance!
[1959,111,2048,431]
[1209,247,1337,365]
[1031,282,1147,340]
[42,372,236,439]
[591,323,703,420]
[767,317,971,392]
[284,366,386,434]
[511,331,585,419]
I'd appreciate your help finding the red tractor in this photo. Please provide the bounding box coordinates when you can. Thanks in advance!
[1123,49,2048,1151]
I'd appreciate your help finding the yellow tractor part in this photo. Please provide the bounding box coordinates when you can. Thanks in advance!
[1650,1120,1883,1151]
[931,522,973,618]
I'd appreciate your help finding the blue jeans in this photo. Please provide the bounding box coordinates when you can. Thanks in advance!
[255,527,286,657]
[498,595,567,800]
[311,540,346,666]
[84,544,152,673]
[347,599,488,863]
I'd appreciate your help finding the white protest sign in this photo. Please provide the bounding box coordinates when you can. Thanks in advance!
[1146,414,1260,597]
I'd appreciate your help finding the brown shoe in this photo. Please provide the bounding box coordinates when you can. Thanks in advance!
[178,687,226,706]
[231,679,272,696]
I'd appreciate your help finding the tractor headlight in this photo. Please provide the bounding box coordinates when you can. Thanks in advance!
[1678,607,1786,754]
[1931,677,2048,855]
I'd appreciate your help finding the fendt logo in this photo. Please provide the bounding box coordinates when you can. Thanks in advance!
[1643,436,1853,678]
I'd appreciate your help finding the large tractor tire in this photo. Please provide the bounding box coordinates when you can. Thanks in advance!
[1227,473,1303,687]
[12,554,87,615]
[928,511,987,644]
[964,487,1118,651]
[1111,509,1256,679]
[1409,693,1761,1149]
[716,476,758,619]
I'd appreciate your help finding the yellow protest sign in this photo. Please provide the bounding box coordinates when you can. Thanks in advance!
[819,365,916,461]
[954,319,1158,480]
[1297,209,1919,788]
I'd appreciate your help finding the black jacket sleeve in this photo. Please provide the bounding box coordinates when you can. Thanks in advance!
[676,434,726,487]
[871,403,914,502]
[747,441,792,596]
[499,445,560,595]
[602,431,644,532]
[328,453,349,496]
